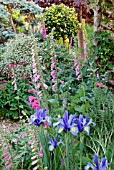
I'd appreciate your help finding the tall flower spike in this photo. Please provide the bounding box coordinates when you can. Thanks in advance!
[42,21,46,40]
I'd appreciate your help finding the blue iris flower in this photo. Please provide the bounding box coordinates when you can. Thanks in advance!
[48,136,62,151]
[75,114,96,134]
[85,153,109,170]
[53,111,78,136]
[30,108,51,126]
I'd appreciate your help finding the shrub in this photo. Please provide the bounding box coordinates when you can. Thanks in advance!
[0,33,35,78]
[0,79,31,119]
[44,3,79,39]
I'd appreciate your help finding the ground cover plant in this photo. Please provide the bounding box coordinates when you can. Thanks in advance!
[0,1,114,170]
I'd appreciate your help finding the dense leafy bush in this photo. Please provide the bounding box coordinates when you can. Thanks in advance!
[92,30,114,72]
[0,33,36,78]
[44,3,79,39]
[0,79,31,119]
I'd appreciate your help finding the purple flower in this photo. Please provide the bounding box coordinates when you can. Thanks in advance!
[53,111,78,136]
[69,36,73,49]
[75,115,96,134]
[30,108,51,126]
[85,153,109,170]
[48,136,62,151]
[42,21,46,40]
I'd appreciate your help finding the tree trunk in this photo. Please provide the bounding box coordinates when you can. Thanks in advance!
[93,6,100,45]
[9,10,17,33]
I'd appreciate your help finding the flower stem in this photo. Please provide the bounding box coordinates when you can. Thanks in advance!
[65,133,69,170]
[80,134,84,170]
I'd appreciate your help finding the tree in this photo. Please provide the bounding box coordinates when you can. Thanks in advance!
[0,0,42,45]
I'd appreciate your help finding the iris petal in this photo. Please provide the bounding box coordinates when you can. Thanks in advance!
[84,165,90,170]
[84,125,90,134]
[49,145,54,151]
[94,153,99,168]
[58,126,64,133]
[87,162,95,169]
[70,126,79,136]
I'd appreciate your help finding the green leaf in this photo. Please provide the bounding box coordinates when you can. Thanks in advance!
[10,107,18,110]
[14,96,20,100]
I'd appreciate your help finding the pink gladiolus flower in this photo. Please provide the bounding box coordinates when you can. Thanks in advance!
[5,161,9,165]
[69,36,73,49]
[32,103,40,109]
[4,156,9,160]
[32,100,38,104]
[74,56,78,67]
[28,141,31,145]
[96,82,105,88]
[52,84,56,92]
[37,91,42,97]
[37,83,41,89]
[33,62,36,68]
[3,153,7,157]
[42,22,46,40]
[7,157,11,161]
[18,61,26,65]
[29,96,36,103]
[14,83,17,90]
[51,63,55,70]
[77,75,81,80]
[51,71,55,77]
[34,74,40,82]
[52,78,56,82]
[7,164,12,169]
[58,67,62,72]
[28,89,33,93]
[0,86,5,89]
[60,80,64,84]
[39,150,43,157]
[50,58,54,63]
[75,67,79,76]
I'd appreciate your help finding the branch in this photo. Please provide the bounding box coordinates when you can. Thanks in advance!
[10,12,17,33]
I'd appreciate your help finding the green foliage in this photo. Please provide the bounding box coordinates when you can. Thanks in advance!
[0,0,42,44]
[0,33,35,77]
[44,3,79,39]
[94,30,114,71]
[0,79,31,119]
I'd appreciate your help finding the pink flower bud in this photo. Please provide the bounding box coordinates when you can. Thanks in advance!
[52,84,56,92]
[5,161,9,165]
[7,164,12,169]
[28,89,33,93]
[60,80,64,84]
[37,83,41,89]
[29,96,36,103]
[51,63,55,70]
[58,68,62,72]
[38,150,43,157]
